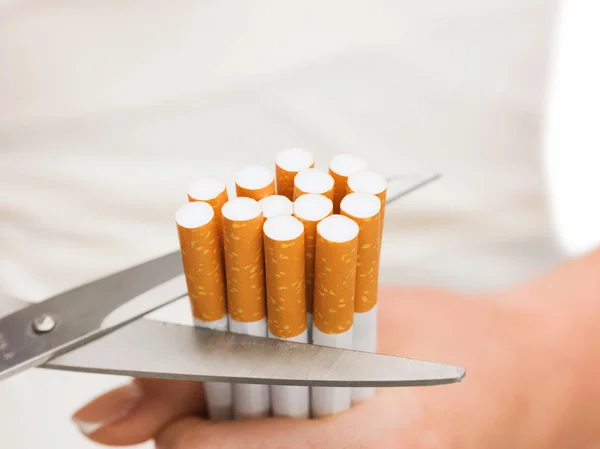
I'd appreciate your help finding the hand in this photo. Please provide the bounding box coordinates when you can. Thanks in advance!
[72,252,600,448]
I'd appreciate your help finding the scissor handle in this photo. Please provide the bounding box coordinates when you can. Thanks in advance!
[0,250,186,381]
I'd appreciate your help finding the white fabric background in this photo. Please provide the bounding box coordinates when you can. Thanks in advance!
[1,1,598,448]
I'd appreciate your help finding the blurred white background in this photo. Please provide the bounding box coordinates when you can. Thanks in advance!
[1,0,599,447]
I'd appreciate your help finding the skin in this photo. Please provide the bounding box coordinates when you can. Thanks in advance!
[73,248,600,448]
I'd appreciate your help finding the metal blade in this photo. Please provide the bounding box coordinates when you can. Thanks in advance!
[385,172,441,205]
[45,318,465,387]
[0,251,187,381]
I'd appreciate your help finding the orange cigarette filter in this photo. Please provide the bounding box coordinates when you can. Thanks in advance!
[292,194,334,315]
[293,169,335,202]
[187,177,229,249]
[175,202,228,322]
[263,215,307,338]
[222,197,267,323]
[328,154,368,213]
[258,195,293,222]
[235,165,276,201]
[275,148,315,200]
[346,170,388,237]
[340,193,381,314]
[313,215,359,334]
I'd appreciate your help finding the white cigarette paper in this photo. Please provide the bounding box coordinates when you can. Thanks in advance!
[311,214,359,417]
[194,315,234,420]
[350,305,378,402]
[175,202,233,422]
[229,320,271,420]
[221,197,270,420]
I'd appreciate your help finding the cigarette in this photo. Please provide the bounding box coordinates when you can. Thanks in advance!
[328,154,368,213]
[275,148,315,200]
[263,215,309,418]
[292,193,334,342]
[187,177,229,216]
[340,193,382,403]
[187,177,230,263]
[175,201,233,422]
[235,165,276,201]
[293,168,335,201]
[258,195,293,221]
[221,197,270,419]
[347,170,388,238]
[311,214,359,417]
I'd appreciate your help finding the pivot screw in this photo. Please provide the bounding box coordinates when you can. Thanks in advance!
[32,315,56,334]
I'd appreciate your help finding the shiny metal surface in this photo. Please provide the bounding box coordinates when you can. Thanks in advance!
[1,295,466,387]
[46,318,465,387]
[32,315,56,334]
[386,172,442,204]
[0,251,186,381]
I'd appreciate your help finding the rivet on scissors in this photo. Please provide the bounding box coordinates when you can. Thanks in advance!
[32,315,56,334]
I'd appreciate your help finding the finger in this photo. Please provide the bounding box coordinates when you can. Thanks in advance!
[155,392,403,449]
[72,378,206,446]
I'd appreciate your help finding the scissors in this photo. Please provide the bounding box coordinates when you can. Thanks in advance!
[0,173,465,388]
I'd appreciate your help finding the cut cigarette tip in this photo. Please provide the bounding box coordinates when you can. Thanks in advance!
[263,215,304,241]
[222,197,262,221]
[275,148,315,200]
[175,202,215,228]
[187,177,227,201]
[276,148,315,171]
[329,154,368,177]
[293,168,334,202]
[259,195,293,220]
[235,165,276,201]
[317,214,359,243]
[294,169,335,198]
[293,194,333,222]
[236,165,274,189]
[340,193,381,219]
[347,171,387,195]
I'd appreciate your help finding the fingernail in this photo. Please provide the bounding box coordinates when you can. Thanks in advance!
[72,381,143,435]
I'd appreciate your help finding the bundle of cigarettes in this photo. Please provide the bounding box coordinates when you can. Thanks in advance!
[175,149,387,421]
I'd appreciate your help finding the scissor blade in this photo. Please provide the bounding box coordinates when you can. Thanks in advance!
[45,318,465,387]
[385,172,441,205]
[0,251,186,382]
